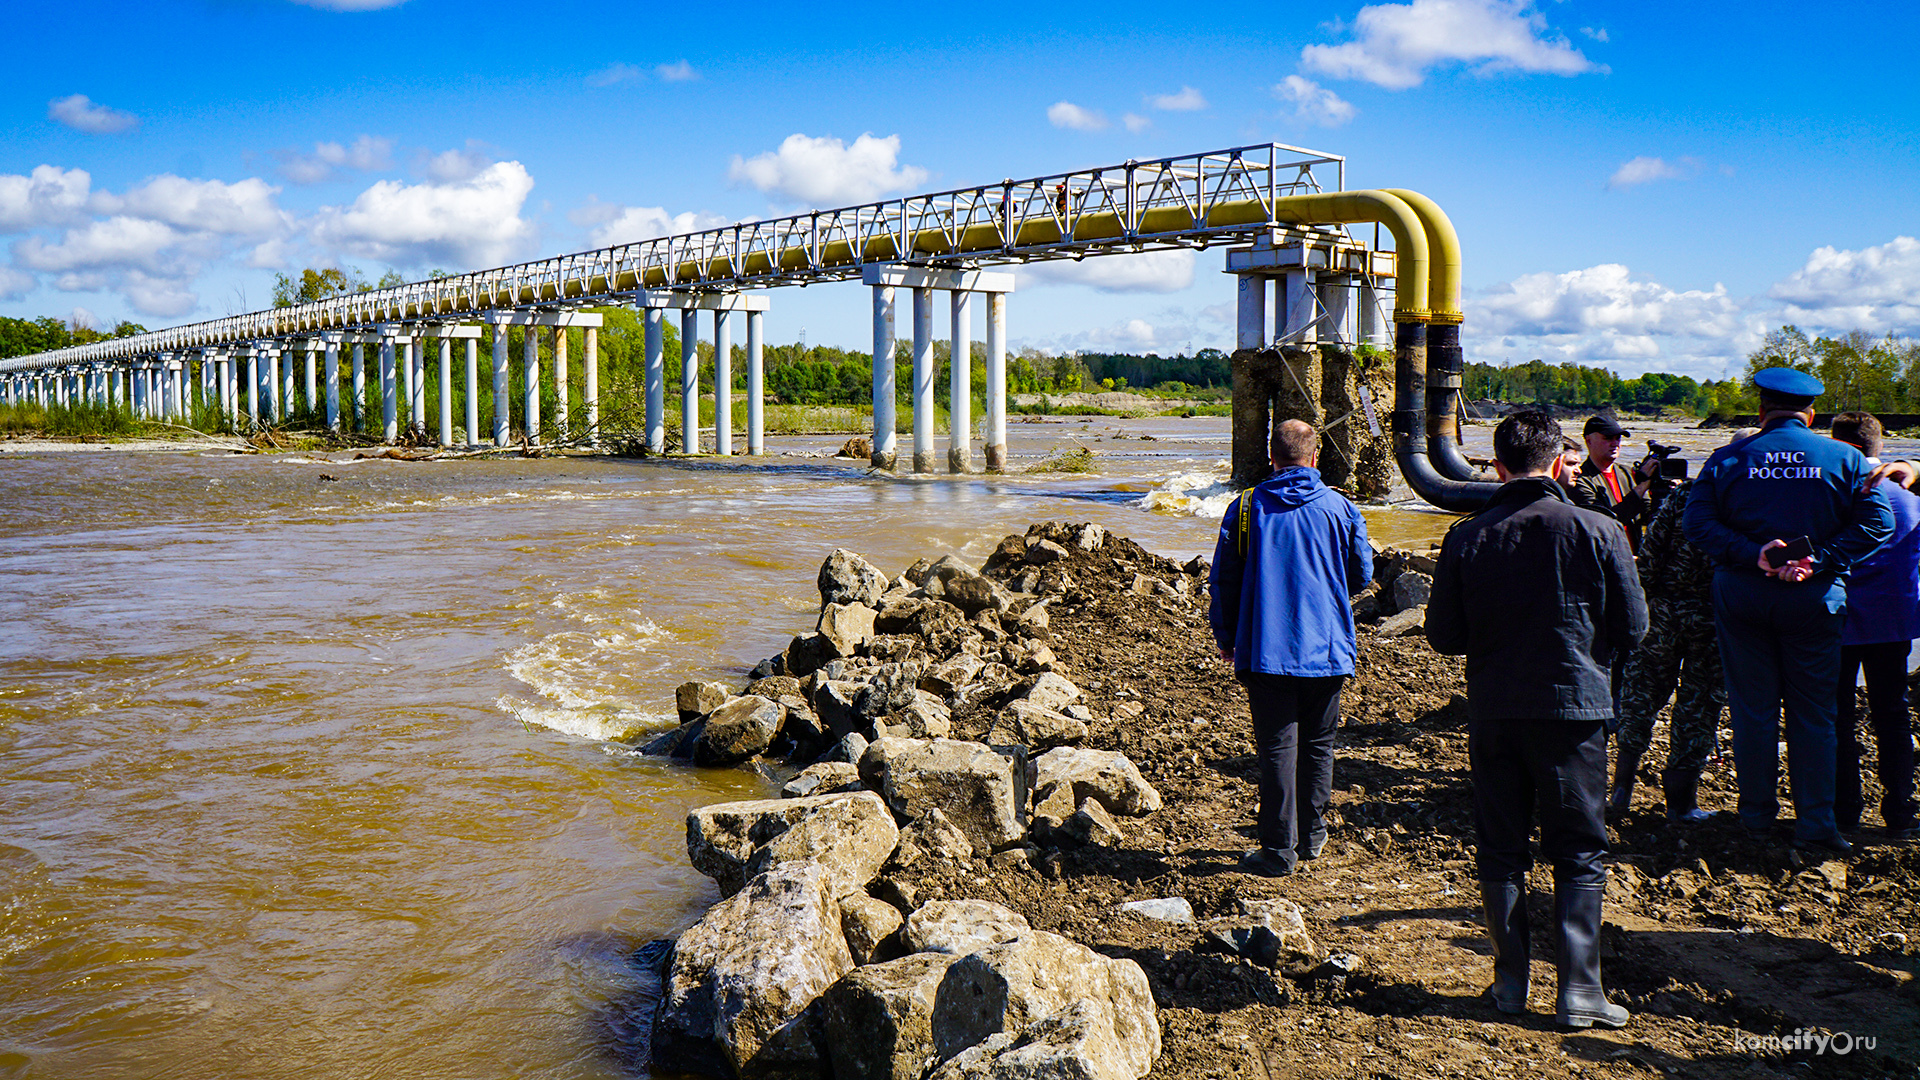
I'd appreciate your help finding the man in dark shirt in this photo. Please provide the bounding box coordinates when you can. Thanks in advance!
[1430,409,1647,1030]
[1567,415,1656,547]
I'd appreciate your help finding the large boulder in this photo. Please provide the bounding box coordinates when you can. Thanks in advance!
[986,700,1088,750]
[688,792,901,897]
[677,680,732,724]
[860,738,1026,853]
[692,695,784,767]
[651,861,854,1079]
[812,680,867,742]
[821,952,964,1080]
[905,899,1030,955]
[817,602,878,659]
[1031,748,1162,817]
[928,999,1144,1080]
[781,761,862,799]
[929,930,1159,1075]
[820,549,889,609]
[840,894,907,967]
[1391,570,1433,613]
[1021,672,1083,712]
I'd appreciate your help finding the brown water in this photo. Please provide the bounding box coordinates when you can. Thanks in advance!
[0,415,1474,1080]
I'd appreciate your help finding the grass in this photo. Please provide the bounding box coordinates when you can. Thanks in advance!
[2,401,173,439]
[1025,446,1096,473]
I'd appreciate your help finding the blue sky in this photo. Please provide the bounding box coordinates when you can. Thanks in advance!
[4,0,1916,378]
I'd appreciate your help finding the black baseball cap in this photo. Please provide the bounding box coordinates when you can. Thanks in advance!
[1583,415,1629,438]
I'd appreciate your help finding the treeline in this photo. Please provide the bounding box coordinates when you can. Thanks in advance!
[1,315,148,359]
[1466,326,1920,418]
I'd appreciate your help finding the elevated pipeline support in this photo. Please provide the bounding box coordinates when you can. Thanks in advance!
[1392,321,1501,512]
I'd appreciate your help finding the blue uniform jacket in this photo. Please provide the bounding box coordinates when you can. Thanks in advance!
[1207,466,1373,677]
[1843,462,1920,646]
[1682,415,1893,613]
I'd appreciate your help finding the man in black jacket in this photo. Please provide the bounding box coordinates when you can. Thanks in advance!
[1429,410,1649,1030]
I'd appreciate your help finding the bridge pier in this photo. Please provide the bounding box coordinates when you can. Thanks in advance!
[552,327,569,442]
[862,266,1015,474]
[911,287,934,472]
[322,334,341,433]
[437,336,453,447]
[870,284,897,470]
[637,291,766,455]
[584,325,600,449]
[489,317,511,447]
[379,330,399,443]
[714,309,732,456]
[949,291,971,472]
[304,342,318,418]
[280,345,295,421]
[643,307,665,453]
[680,309,698,453]
[351,341,366,433]
[464,336,480,448]
[747,310,764,456]
[522,322,540,446]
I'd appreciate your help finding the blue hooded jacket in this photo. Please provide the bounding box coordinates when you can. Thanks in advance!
[1208,467,1373,676]
[1843,463,1920,646]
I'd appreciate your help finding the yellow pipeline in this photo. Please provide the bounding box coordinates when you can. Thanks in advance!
[278,190,1434,329]
[1381,188,1461,324]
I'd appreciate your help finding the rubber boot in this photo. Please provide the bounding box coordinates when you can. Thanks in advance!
[1553,881,1629,1029]
[1480,881,1529,1014]
[1607,750,1642,816]
[1662,765,1711,824]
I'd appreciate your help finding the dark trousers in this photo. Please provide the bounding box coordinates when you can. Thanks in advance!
[1239,672,1344,866]
[1713,572,1844,841]
[1468,715,1608,887]
[1837,641,1919,831]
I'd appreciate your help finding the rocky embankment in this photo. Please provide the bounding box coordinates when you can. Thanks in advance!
[639,524,1920,1080]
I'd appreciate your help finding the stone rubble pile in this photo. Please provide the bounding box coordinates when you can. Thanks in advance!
[1350,545,1441,639]
[645,525,1171,1080]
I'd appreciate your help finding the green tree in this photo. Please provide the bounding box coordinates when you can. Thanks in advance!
[272,267,367,308]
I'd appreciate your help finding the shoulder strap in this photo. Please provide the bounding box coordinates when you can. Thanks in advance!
[1237,492,1253,557]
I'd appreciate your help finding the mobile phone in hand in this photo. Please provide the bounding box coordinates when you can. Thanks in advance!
[1765,536,1813,568]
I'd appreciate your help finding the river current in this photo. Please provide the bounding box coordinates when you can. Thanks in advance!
[7,412,1712,1078]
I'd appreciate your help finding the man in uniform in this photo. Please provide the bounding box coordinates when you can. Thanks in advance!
[1682,368,1893,855]
[1568,415,1657,547]
[1209,419,1374,876]
[1429,410,1645,1029]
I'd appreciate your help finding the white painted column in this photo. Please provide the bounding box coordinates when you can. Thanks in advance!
[871,285,897,469]
[949,291,973,472]
[713,309,732,456]
[267,347,283,422]
[986,291,1007,473]
[304,342,318,415]
[323,335,341,432]
[437,337,453,448]
[1283,270,1318,343]
[746,309,764,455]
[1359,279,1388,346]
[408,337,424,438]
[246,353,260,423]
[680,309,698,454]
[491,321,510,447]
[280,347,295,419]
[584,326,600,449]
[380,333,398,443]
[522,322,540,446]
[643,308,664,454]
[911,286,935,473]
[1236,275,1268,351]
[169,356,185,420]
[400,337,416,438]
[1320,274,1352,345]
[464,337,480,447]
[351,343,366,432]
[217,353,232,422]
[552,327,569,443]
[111,368,124,412]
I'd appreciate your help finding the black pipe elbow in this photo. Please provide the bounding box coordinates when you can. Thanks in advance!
[1395,320,1500,513]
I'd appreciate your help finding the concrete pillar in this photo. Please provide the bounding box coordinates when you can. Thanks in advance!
[437,337,453,448]
[280,347,295,420]
[1359,279,1389,346]
[713,309,732,456]
[1283,270,1318,343]
[246,352,260,422]
[111,368,124,411]
[584,326,600,448]
[680,309,698,454]
[351,343,366,432]
[266,347,283,422]
[746,309,764,455]
[871,284,897,469]
[216,354,231,422]
[911,286,935,473]
[380,334,398,443]
[323,336,341,432]
[1236,275,1268,351]
[464,337,479,448]
[522,322,540,446]
[644,308,664,453]
[949,291,972,472]
[491,321,510,447]
[986,292,1007,472]
[408,337,424,439]
[399,337,415,437]
[553,327,569,442]
[304,342,318,415]
[169,356,185,420]
[1320,275,1352,345]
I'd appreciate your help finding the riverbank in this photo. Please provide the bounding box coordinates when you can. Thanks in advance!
[650,527,1920,1079]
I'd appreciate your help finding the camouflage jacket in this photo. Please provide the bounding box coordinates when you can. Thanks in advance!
[1638,480,1716,602]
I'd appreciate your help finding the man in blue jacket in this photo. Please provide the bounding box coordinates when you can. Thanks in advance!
[1209,419,1373,877]
[1683,369,1893,856]
[1428,410,1646,1029]
[1828,412,1919,841]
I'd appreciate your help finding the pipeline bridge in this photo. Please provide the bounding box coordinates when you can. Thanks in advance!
[0,142,1496,508]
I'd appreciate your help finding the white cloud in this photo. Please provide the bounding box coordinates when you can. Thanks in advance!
[1581,26,1609,42]
[1122,113,1151,133]
[1467,263,1756,375]
[420,141,497,183]
[104,175,289,235]
[0,265,34,301]
[68,306,99,331]
[728,133,929,206]
[1605,155,1701,190]
[1046,102,1108,131]
[571,198,729,248]
[117,270,198,316]
[656,60,698,82]
[1301,0,1599,90]
[310,160,537,269]
[277,135,394,183]
[587,62,646,88]
[1019,250,1196,294]
[1147,86,1207,111]
[0,165,94,232]
[1088,318,1159,350]
[1768,236,1920,335]
[47,94,139,135]
[15,217,183,275]
[1274,76,1358,128]
[287,0,409,10]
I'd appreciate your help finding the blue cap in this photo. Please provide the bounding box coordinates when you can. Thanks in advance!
[1752,366,1824,401]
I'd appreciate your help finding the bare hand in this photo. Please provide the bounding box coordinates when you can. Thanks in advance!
[1758,540,1814,582]
[1218,646,1234,664]
[1863,459,1919,491]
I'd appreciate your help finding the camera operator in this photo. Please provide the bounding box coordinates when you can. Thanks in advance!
[1568,416,1658,548]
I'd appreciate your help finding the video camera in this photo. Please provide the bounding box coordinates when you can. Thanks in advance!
[1638,440,1689,481]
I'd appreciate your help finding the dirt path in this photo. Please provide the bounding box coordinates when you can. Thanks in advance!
[889,529,1920,1079]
